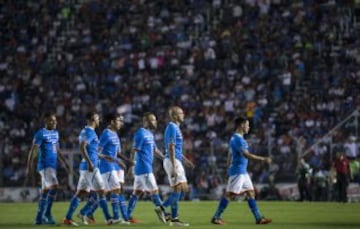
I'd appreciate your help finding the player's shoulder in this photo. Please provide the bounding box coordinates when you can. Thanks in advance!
[35,128,44,135]
[167,122,178,129]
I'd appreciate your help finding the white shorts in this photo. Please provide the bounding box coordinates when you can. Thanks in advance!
[39,168,59,190]
[133,173,158,192]
[101,170,120,191]
[226,173,254,195]
[163,158,187,187]
[116,169,125,184]
[77,168,105,192]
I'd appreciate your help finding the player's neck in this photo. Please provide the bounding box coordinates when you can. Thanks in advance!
[87,124,95,129]
[108,126,117,132]
[236,129,244,136]
[171,120,180,126]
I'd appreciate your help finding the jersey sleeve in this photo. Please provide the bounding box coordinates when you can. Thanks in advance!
[239,137,248,152]
[133,130,143,150]
[166,124,176,144]
[99,131,108,149]
[79,129,93,144]
[33,130,43,146]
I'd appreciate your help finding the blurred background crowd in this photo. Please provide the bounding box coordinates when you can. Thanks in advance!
[0,0,359,201]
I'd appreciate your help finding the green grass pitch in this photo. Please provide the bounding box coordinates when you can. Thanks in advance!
[0,201,359,229]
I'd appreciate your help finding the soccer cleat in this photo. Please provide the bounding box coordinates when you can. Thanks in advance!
[154,206,167,223]
[43,215,56,224]
[33,220,44,225]
[211,218,225,225]
[128,217,140,224]
[105,219,113,225]
[111,218,131,225]
[63,219,79,226]
[256,217,272,224]
[77,213,88,225]
[165,212,171,222]
[169,218,190,227]
[87,215,96,224]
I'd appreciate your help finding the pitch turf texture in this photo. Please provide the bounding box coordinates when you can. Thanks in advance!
[0,201,359,229]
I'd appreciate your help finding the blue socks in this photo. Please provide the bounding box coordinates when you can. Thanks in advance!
[248,198,262,221]
[35,192,48,222]
[119,194,128,220]
[110,193,120,220]
[45,189,57,217]
[151,193,163,207]
[214,197,229,219]
[167,192,181,219]
[65,196,81,220]
[127,194,138,219]
[80,191,97,216]
[99,197,111,220]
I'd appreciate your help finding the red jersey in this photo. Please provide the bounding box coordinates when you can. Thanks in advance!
[333,157,350,174]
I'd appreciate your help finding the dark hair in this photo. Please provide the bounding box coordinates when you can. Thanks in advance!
[104,113,119,124]
[43,112,55,120]
[234,116,248,127]
[86,111,98,121]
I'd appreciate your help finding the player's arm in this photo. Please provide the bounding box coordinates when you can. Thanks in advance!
[168,143,177,177]
[243,150,272,164]
[80,140,94,172]
[26,144,39,176]
[226,149,232,167]
[154,147,165,160]
[57,147,71,174]
[117,152,134,166]
[98,147,114,161]
[182,154,195,169]
[127,148,138,177]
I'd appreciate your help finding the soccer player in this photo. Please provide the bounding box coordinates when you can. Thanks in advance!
[126,112,167,223]
[63,112,112,226]
[98,113,129,224]
[162,106,194,226]
[211,116,272,225]
[26,112,70,225]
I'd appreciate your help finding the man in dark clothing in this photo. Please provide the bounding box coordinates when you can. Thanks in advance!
[333,152,351,203]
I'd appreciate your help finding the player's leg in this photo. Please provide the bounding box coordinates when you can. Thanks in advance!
[211,175,236,225]
[79,191,98,223]
[163,159,189,226]
[244,175,272,224]
[34,189,48,224]
[38,168,59,224]
[127,174,142,222]
[64,170,90,226]
[140,173,167,223]
[117,170,129,222]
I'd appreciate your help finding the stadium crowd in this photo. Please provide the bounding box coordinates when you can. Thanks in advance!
[0,0,359,200]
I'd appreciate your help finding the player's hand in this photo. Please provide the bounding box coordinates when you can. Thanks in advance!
[265,157,272,164]
[184,160,195,169]
[171,167,177,181]
[88,162,94,172]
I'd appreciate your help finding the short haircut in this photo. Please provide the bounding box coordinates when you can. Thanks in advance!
[168,106,181,118]
[143,112,155,119]
[43,112,55,120]
[104,113,119,124]
[86,111,98,121]
[234,116,248,127]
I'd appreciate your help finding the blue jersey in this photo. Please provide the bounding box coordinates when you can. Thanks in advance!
[33,128,59,171]
[228,133,249,176]
[78,126,99,171]
[133,127,156,175]
[164,122,183,161]
[98,128,120,173]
